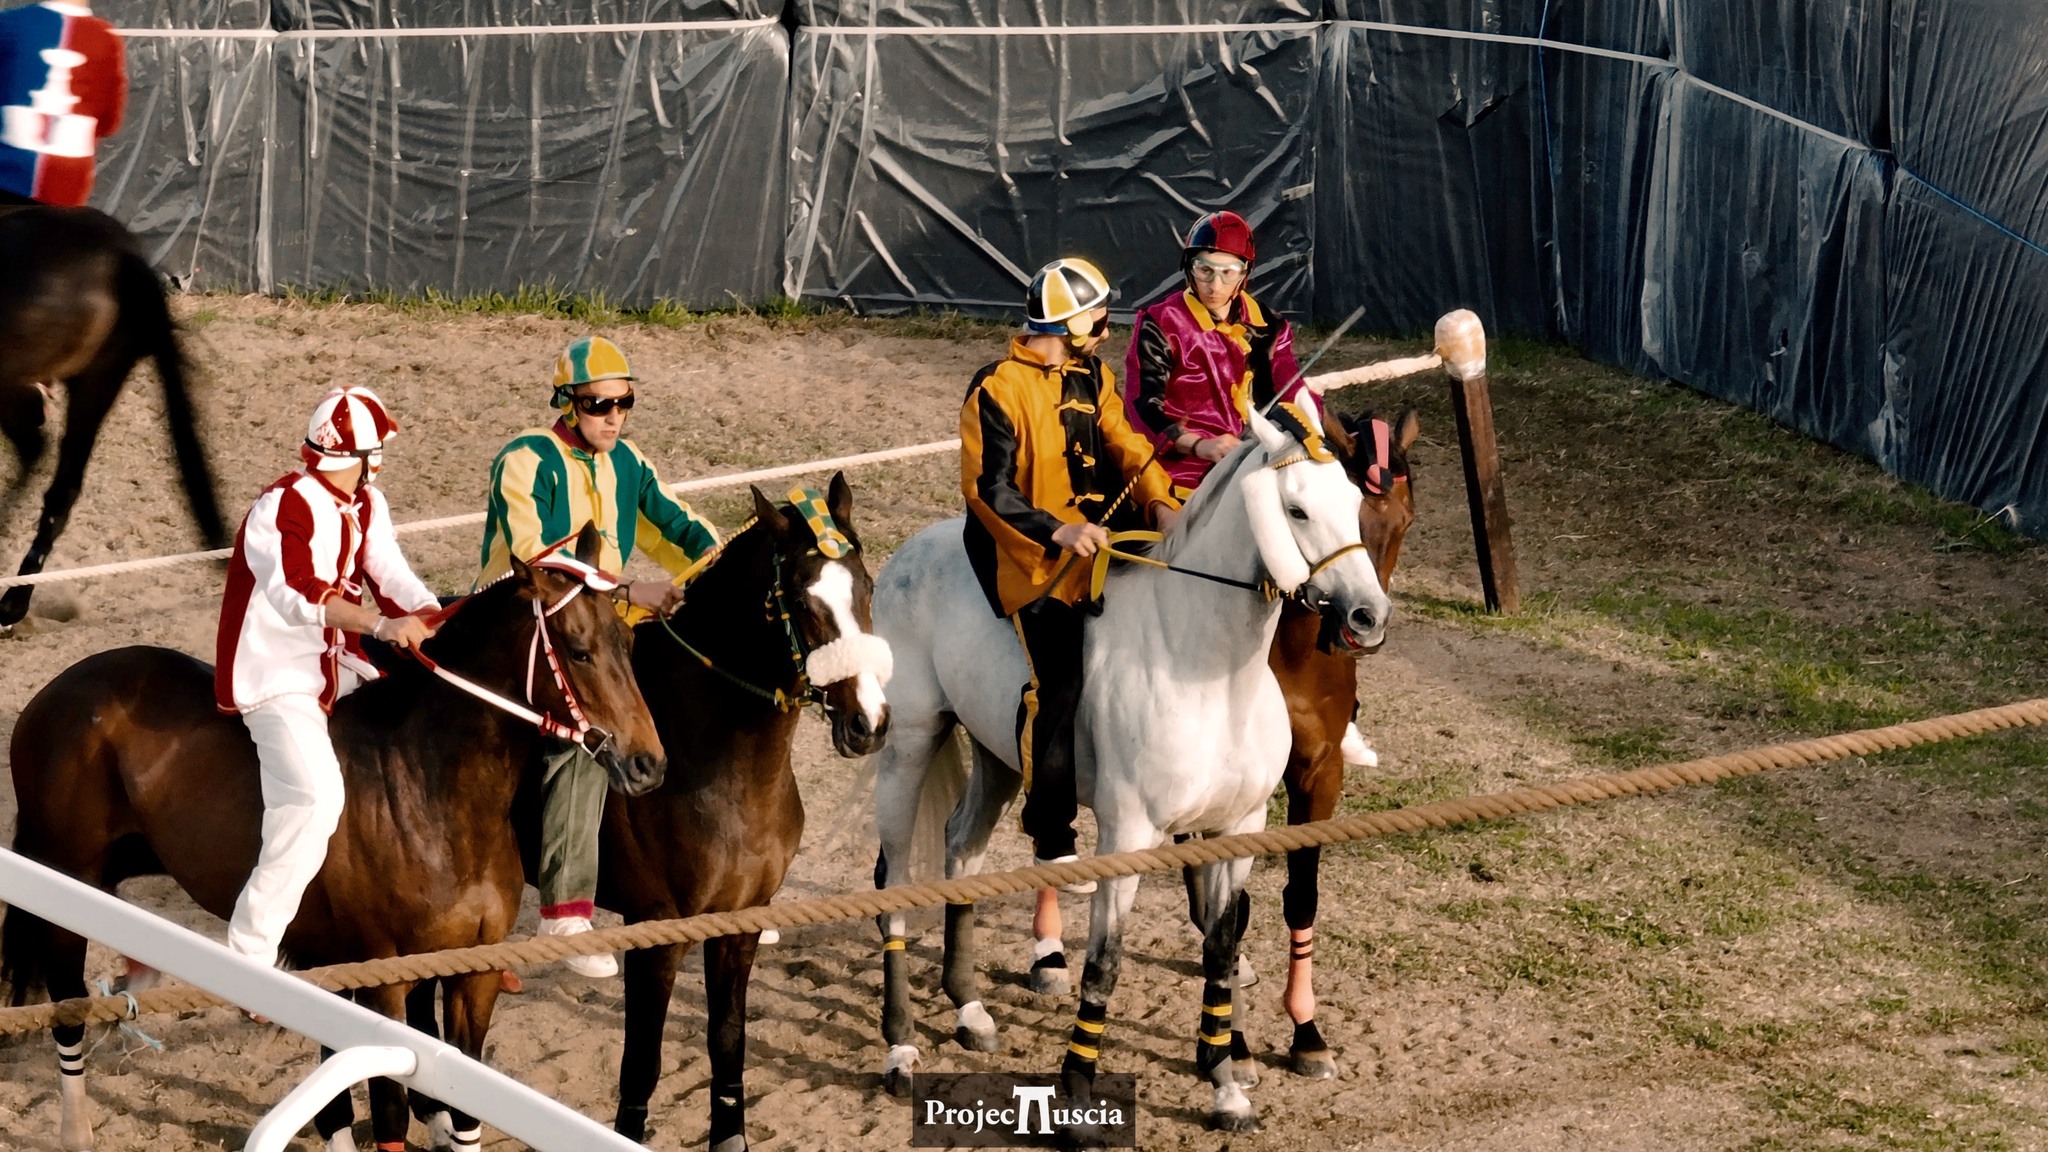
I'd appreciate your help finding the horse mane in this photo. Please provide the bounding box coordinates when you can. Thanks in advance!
[1156,437,1266,565]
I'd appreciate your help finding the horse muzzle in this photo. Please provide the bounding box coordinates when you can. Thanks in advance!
[598,746,667,796]
[831,704,891,758]
[1310,590,1390,655]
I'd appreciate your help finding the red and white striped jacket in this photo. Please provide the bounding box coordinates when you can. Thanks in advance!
[215,469,438,714]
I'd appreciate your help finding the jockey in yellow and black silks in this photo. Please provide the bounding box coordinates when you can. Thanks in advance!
[961,257,1179,873]
[478,335,718,980]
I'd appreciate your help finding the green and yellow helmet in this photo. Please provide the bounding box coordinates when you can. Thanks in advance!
[551,336,636,408]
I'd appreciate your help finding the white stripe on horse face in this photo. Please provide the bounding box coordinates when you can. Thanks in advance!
[807,560,888,728]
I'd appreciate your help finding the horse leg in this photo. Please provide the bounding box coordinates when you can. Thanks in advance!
[0,356,125,628]
[356,982,415,1150]
[311,1046,361,1152]
[942,736,1017,1051]
[1281,739,1345,1080]
[47,923,93,1150]
[872,719,953,1096]
[616,941,687,1141]
[1058,839,1144,1107]
[424,972,500,1152]
[703,931,762,1152]
[1193,853,1260,1131]
[1029,888,1068,996]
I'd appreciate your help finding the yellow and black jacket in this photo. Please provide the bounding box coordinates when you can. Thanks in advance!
[961,337,1178,616]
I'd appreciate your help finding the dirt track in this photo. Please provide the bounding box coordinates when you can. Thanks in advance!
[1,297,2045,1151]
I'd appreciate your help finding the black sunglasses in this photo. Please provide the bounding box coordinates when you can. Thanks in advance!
[573,393,636,416]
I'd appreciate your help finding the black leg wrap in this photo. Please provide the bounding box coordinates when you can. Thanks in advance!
[1292,1018,1329,1056]
[615,1101,649,1142]
[941,903,978,1008]
[1195,980,1233,1076]
[1063,997,1107,1083]
[314,1081,356,1140]
[880,935,912,1047]
[708,1080,746,1149]
[1282,845,1323,930]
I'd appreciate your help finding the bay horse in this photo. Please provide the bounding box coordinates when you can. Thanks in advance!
[869,403,1389,1130]
[0,200,226,626]
[0,525,665,1152]
[401,476,892,1151]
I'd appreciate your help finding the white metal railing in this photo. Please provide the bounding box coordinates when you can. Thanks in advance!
[0,848,640,1152]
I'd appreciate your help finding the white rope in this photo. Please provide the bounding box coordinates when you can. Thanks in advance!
[0,438,961,591]
[115,17,781,39]
[1304,353,1444,394]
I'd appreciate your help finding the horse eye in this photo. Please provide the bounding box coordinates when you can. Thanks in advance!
[566,646,594,664]
[1288,506,1308,521]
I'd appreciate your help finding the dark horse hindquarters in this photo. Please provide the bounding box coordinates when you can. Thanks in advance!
[0,205,226,628]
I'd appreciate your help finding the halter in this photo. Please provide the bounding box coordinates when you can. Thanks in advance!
[409,553,622,758]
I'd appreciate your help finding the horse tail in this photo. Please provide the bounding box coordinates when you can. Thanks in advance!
[0,888,55,1006]
[118,251,226,548]
[908,722,971,884]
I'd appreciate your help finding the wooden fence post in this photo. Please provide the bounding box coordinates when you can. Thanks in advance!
[1434,312,1520,614]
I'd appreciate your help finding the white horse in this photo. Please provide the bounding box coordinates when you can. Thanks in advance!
[869,402,1390,1131]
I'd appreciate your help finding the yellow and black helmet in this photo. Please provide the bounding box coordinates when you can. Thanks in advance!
[1024,257,1112,343]
[550,336,636,407]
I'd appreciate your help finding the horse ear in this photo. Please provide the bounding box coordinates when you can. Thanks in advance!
[826,471,862,548]
[751,486,791,537]
[1393,407,1422,452]
[1246,407,1293,458]
[1323,407,1358,459]
[573,521,604,567]
[508,553,534,583]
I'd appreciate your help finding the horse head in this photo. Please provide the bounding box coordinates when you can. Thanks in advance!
[1243,402,1394,652]
[1324,407,1420,592]
[750,473,892,757]
[508,522,667,794]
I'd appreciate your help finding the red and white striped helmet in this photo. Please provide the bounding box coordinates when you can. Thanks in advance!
[302,386,399,472]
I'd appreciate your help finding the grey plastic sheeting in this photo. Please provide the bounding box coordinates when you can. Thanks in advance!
[91,0,268,30]
[271,0,782,31]
[794,2,1315,28]
[270,24,787,306]
[94,35,273,290]
[785,25,1318,317]
[1314,25,1548,338]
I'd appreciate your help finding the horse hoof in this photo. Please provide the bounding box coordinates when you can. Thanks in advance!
[426,1110,454,1149]
[954,1001,1001,1052]
[1030,960,1071,997]
[1235,953,1258,988]
[711,1136,749,1152]
[1232,1059,1261,1089]
[883,1045,921,1098]
[614,1103,649,1142]
[1291,1046,1339,1080]
[59,1073,93,1150]
[1209,1107,1261,1133]
[327,1129,361,1152]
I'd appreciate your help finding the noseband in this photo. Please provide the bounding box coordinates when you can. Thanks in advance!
[412,564,618,758]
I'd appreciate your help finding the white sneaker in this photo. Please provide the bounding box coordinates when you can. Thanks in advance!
[1035,855,1097,895]
[1341,721,1379,769]
[539,916,618,978]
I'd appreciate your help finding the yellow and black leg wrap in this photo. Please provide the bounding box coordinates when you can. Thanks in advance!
[1196,980,1234,1077]
[1062,998,1108,1082]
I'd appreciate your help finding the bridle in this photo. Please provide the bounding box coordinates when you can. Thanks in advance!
[409,555,621,758]
[659,537,826,714]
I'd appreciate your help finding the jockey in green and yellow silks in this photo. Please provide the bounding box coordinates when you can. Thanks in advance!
[476,335,719,980]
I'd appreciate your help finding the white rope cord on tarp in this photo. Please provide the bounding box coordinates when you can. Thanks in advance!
[114,17,784,39]
[0,438,961,591]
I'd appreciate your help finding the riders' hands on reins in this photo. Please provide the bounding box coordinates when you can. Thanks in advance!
[371,614,435,650]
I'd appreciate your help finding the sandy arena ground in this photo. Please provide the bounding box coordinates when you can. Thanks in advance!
[1,297,2045,1151]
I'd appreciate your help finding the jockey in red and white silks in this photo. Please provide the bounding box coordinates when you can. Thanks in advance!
[214,386,439,967]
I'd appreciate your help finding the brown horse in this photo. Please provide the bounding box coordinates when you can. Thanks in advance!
[1261,406,1418,1078]
[403,476,891,1151]
[0,201,226,627]
[0,524,664,1152]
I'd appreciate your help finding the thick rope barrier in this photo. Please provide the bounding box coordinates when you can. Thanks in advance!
[5,694,2044,1035]
[0,439,962,591]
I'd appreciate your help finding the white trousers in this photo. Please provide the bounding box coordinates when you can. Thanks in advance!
[226,691,347,967]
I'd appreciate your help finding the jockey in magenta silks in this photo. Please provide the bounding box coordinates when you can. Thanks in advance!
[962,257,1180,880]
[1124,210,1315,498]
[214,386,441,968]
[0,1,124,206]
[1123,212,1372,768]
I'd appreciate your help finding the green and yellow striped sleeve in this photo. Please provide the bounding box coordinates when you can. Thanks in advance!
[478,434,568,586]
[625,443,719,579]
